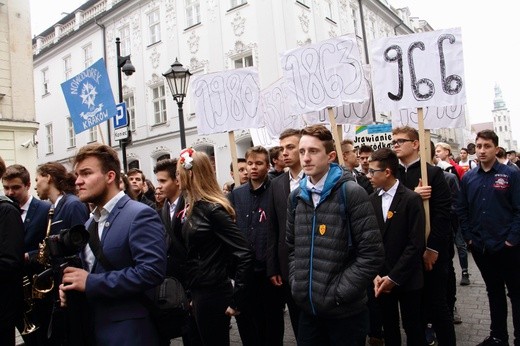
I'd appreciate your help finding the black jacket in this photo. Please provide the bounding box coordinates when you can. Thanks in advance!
[180,200,253,310]
[397,161,452,261]
[0,196,24,324]
[287,165,384,318]
[370,183,425,291]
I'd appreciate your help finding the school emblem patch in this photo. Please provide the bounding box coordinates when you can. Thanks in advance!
[493,174,509,190]
[319,224,326,235]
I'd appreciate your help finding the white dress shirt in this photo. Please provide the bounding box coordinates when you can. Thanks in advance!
[379,180,399,222]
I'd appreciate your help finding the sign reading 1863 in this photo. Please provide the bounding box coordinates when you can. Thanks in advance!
[61,58,117,134]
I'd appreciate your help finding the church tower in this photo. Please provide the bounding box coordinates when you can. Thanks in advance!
[492,84,517,150]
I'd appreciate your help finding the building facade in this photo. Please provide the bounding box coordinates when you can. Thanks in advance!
[0,0,40,184]
[492,84,516,150]
[33,0,466,185]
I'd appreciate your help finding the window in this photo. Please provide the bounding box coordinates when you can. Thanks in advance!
[124,94,136,131]
[83,44,93,68]
[45,123,53,154]
[157,154,171,162]
[63,55,72,80]
[148,10,161,44]
[352,9,359,36]
[186,0,201,27]
[326,1,334,20]
[505,125,508,131]
[42,68,49,95]
[88,127,98,142]
[152,85,167,124]
[128,160,140,169]
[66,117,76,148]
[499,126,503,132]
[231,0,247,7]
[234,54,253,68]
[119,25,131,56]
[498,115,502,121]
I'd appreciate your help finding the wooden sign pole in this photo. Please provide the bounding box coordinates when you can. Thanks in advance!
[417,107,431,240]
[328,107,345,167]
[228,131,240,187]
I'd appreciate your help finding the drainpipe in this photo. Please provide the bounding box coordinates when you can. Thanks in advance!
[95,19,112,147]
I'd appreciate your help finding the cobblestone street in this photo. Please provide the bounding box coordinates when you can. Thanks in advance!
[17,251,514,345]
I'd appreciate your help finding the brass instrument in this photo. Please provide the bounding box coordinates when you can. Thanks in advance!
[33,208,55,297]
[21,275,39,335]
[36,207,54,266]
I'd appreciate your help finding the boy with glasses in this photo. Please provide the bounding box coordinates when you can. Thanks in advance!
[391,126,455,345]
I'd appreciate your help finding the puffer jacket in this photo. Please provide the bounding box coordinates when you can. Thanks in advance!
[286,164,384,319]
[180,200,253,310]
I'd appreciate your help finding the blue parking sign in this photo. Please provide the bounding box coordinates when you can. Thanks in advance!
[61,58,117,134]
[113,102,128,129]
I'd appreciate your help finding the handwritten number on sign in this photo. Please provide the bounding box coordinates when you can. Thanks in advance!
[438,34,463,95]
[320,43,343,99]
[285,55,306,109]
[408,41,435,101]
[384,45,404,101]
[337,40,363,95]
[301,49,326,105]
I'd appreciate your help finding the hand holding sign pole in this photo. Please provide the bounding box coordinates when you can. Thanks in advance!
[371,27,466,240]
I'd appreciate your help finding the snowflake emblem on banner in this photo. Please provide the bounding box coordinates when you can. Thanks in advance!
[81,82,98,109]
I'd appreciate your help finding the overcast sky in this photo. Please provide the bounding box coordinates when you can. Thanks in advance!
[30,0,519,144]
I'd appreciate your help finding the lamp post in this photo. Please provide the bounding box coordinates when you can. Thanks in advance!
[115,37,135,172]
[163,58,192,149]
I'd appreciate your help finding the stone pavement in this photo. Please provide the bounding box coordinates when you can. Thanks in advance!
[16,252,515,345]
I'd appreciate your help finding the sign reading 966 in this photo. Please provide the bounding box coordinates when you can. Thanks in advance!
[370,28,466,112]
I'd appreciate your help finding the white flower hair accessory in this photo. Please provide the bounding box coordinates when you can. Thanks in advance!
[179,148,195,170]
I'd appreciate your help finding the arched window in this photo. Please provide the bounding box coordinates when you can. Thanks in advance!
[156,154,171,162]
[128,160,140,169]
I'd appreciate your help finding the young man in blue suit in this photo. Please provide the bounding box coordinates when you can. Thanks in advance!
[61,143,166,345]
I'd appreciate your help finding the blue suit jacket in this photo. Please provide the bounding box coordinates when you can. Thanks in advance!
[83,194,166,345]
[24,197,52,253]
[50,193,89,235]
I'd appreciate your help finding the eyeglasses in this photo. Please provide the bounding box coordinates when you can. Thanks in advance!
[391,139,415,147]
[367,168,385,175]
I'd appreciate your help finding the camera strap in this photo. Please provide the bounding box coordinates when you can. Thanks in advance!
[87,220,115,271]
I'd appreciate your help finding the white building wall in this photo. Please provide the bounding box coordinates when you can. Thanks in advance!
[34,0,455,186]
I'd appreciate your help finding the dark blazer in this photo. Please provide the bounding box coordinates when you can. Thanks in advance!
[83,194,166,345]
[266,172,291,281]
[369,182,426,291]
[50,193,89,236]
[160,195,188,280]
[24,197,52,253]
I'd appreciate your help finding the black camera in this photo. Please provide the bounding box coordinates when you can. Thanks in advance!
[45,225,90,258]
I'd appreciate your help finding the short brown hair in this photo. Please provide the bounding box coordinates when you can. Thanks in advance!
[476,130,499,147]
[153,159,178,180]
[370,148,398,176]
[279,128,301,141]
[268,146,283,166]
[0,156,5,178]
[73,143,121,184]
[245,146,269,164]
[37,162,76,194]
[392,126,419,141]
[127,168,145,181]
[340,139,354,153]
[3,164,31,185]
[301,125,335,153]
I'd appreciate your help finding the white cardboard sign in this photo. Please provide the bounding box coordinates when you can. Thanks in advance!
[371,28,466,117]
[258,78,305,139]
[391,105,466,130]
[191,67,261,135]
[281,35,368,115]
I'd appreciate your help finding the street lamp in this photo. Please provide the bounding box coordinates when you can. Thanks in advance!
[163,58,192,149]
[115,37,135,172]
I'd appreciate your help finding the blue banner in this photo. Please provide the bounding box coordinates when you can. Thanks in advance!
[61,58,117,134]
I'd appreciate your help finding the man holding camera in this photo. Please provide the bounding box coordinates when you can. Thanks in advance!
[60,143,166,345]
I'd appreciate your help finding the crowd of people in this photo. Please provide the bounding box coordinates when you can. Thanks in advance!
[0,125,518,346]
